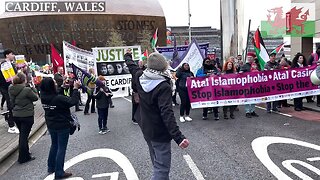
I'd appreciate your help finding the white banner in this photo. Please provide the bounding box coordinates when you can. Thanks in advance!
[63,41,95,73]
[173,40,204,75]
[92,46,141,90]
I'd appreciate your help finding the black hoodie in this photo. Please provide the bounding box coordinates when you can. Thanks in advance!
[126,57,186,145]
[40,90,79,130]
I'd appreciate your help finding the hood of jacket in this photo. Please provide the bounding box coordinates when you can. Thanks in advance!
[9,84,25,97]
[139,68,170,93]
[40,92,57,105]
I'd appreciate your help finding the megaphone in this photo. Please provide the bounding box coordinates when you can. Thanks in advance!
[310,67,320,85]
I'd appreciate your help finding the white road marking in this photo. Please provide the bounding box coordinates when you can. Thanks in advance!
[252,136,320,180]
[307,157,320,162]
[183,154,205,180]
[282,160,320,180]
[92,172,119,180]
[44,149,138,180]
[256,106,292,117]
[123,97,132,103]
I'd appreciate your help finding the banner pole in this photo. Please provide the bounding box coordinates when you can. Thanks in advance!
[244,19,251,61]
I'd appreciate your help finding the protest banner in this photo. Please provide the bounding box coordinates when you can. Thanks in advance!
[1,61,16,82]
[157,42,209,69]
[63,41,95,73]
[171,40,205,75]
[92,46,141,97]
[187,65,320,108]
[15,55,26,68]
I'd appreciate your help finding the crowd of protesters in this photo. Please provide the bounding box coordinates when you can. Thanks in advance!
[1,45,320,179]
[170,46,320,121]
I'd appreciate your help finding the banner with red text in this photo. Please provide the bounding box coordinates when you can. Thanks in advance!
[187,66,320,108]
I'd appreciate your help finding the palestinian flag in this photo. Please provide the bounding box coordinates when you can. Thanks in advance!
[141,49,148,61]
[253,28,269,70]
[71,63,103,95]
[150,28,158,49]
[270,42,285,54]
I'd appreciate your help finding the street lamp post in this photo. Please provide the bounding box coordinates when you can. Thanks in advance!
[188,0,191,44]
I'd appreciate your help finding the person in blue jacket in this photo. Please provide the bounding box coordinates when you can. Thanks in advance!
[196,58,220,120]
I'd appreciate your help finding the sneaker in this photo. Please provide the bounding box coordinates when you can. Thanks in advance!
[55,172,72,179]
[110,105,115,108]
[172,103,176,107]
[251,112,259,117]
[202,116,208,120]
[245,113,252,118]
[214,116,219,121]
[98,130,103,134]
[101,130,107,134]
[179,116,185,123]
[105,128,111,133]
[132,121,138,125]
[185,116,192,121]
[8,126,19,134]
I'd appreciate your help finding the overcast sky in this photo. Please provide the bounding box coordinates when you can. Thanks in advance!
[158,0,291,30]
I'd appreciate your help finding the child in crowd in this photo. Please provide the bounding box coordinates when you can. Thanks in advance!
[94,76,113,134]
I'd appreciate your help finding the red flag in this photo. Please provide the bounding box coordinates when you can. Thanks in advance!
[71,40,76,46]
[50,43,64,73]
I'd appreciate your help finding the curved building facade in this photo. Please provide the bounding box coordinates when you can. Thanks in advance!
[0,0,166,64]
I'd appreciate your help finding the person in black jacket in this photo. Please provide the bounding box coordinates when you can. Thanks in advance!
[126,52,189,180]
[124,49,145,124]
[176,63,194,122]
[94,76,112,134]
[291,53,307,111]
[308,45,320,104]
[264,53,280,113]
[0,49,19,133]
[40,77,80,179]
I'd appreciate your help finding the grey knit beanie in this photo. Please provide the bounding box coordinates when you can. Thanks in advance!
[147,52,168,72]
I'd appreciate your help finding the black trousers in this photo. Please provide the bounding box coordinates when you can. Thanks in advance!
[74,91,81,110]
[84,94,95,113]
[1,95,5,107]
[131,95,139,122]
[294,98,303,109]
[203,107,218,117]
[179,89,191,116]
[223,106,236,115]
[14,116,34,163]
[0,87,14,127]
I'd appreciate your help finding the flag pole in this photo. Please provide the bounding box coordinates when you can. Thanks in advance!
[188,0,191,44]
[244,19,251,62]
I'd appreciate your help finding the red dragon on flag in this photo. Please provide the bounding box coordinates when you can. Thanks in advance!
[261,3,315,38]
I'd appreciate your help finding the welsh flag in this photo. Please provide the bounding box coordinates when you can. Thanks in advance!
[141,49,148,61]
[253,28,269,70]
[270,42,285,54]
[150,28,158,49]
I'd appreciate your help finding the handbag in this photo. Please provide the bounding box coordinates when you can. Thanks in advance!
[70,113,80,135]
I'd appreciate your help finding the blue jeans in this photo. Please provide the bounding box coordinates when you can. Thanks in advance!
[98,108,108,130]
[245,104,255,113]
[47,128,70,178]
[146,140,171,180]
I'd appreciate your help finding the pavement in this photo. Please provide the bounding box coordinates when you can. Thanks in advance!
[0,92,87,175]
[1,95,320,177]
